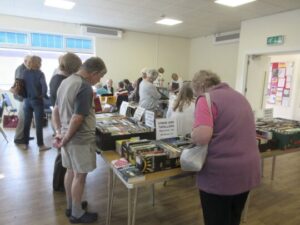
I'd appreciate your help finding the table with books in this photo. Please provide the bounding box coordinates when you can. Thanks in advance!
[260,148,300,180]
[101,149,193,225]
[256,118,300,180]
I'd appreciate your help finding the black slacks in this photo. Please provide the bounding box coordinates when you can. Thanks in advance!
[199,190,249,225]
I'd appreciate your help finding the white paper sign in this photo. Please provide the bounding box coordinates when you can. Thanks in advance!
[155,118,178,140]
[263,108,273,120]
[119,101,129,116]
[145,110,155,128]
[133,106,145,121]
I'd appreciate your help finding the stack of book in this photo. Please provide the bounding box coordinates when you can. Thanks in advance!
[111,158,145,183]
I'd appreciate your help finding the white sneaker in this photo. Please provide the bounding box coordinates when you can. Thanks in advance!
[39,145,51,151]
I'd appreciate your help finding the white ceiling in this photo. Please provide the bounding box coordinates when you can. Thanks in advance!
[0,0,300,38]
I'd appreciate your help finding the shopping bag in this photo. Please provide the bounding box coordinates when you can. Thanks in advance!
[180,92,212,172]
[180,145,208,171]
[3,115,19,128]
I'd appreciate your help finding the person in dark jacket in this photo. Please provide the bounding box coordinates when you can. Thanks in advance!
[14,55,32,144]
[49,53,82,106]
[22,56,50,151]
[123,79,134,94]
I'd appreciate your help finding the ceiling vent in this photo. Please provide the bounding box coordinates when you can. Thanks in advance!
[213,31,240,44]
[81,24,122,39]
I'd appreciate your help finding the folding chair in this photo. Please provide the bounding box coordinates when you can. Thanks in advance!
[0,98,9,142]
[2,93,17,113]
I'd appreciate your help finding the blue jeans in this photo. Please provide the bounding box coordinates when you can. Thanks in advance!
[23,99,44,146]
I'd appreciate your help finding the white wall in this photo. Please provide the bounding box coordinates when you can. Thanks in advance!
[236,9,300,93]
[189,35,239,87]
[0,14,190,87]
[95,32,190,86]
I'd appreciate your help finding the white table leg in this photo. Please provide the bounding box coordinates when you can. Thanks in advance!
[261,158,264,177]
[271,156,276,180]
[131,188,138,225]
[128,189,132,225]
[106,169,115,225]
[151,184,155,207]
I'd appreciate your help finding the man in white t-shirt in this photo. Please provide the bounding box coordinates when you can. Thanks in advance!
[153,67,165,87]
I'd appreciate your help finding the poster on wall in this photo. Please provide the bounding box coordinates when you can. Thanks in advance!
[267,62,294,107]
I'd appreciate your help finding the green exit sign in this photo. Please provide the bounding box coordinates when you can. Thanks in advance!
[267,35,284,45]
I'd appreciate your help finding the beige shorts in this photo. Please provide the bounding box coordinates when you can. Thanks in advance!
[62,142,97,173]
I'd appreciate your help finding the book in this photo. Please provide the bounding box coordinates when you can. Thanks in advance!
[118,165,145,183]
[111,158,130,169]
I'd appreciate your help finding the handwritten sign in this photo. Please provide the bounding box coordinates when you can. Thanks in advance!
[155,118,177,140]
[145,110,155,128]
[133,106,145,121]
[119,101,129,116]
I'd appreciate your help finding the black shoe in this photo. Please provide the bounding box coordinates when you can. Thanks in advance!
[65,201,88,217]
[69,212,98,224]
[14,137,34,144]
[14,139,26,144]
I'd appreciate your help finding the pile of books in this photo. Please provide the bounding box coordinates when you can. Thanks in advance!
[122,138,192,173]
[111,158,145,183]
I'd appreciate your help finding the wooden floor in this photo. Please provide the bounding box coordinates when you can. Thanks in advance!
[0,125,300,225]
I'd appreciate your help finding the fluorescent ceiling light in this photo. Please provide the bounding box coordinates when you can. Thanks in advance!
[156,18,182,26]
[44,0,75,10]
[215,0,256,7]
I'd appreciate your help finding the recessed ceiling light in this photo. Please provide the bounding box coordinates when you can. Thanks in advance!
[0,173,5,179]
[44,0,75,10]
[215,0,256,7]
[156,18,182,26]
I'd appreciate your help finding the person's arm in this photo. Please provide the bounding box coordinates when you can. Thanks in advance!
[191,97,215,145]
[59,114,84,147]
[191,126,213,145]
[152,85,161,100]
[40,72,48,97]
[52,105,61,135]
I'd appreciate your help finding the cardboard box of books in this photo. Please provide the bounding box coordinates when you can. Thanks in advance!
[95,113,155,150]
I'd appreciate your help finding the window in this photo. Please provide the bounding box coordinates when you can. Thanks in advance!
[31,33,63,49]
[66,38,93,52]
[0,31,27,45]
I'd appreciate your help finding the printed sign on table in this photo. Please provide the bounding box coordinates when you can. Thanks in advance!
[155,118,177,140]
[119,101,129,116]
[133,106,145,121]
[145,110,155,128]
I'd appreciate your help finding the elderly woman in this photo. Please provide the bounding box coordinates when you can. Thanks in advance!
[138,69,161,111]
[191,70,261,225]
[22,56,50,151]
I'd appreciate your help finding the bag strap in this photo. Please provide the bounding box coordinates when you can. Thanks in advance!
[204,93,213,118]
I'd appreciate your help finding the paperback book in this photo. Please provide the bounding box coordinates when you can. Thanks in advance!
[118,165,145,183]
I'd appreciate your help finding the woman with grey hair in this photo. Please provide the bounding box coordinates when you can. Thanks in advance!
[191,70,261,225]
[138,69,161,111]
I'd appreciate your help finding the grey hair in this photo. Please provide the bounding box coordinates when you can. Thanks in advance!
[192,70,221,94]
[140,67,148,78]
[145,69,159,82]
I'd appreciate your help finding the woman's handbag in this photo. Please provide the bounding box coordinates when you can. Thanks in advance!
[3,115,19,128]
[180,93,212,172]
[10,78,27,98]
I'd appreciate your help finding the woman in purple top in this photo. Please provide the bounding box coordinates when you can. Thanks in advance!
[191,70,261,225]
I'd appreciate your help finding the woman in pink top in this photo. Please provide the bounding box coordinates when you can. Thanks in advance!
[191,70,261,225]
